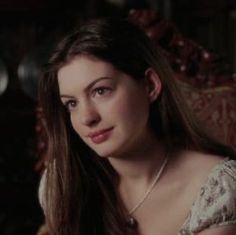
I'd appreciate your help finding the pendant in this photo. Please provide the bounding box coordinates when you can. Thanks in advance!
[126,216,138,229]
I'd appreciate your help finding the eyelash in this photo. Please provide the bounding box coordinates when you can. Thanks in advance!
[92,86,112,97]
[63,87,112,111]
[64,100,77,111]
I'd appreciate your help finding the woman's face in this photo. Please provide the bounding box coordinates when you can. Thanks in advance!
[58,56,153,158]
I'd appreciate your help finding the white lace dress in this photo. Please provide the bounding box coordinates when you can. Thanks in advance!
[178,158,236,234]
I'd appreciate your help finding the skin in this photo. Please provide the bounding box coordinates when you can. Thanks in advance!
[57,55,236,235]
[58,55,153,159]
[58,55,165,182]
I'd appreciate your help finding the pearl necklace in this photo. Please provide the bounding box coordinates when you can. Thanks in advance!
[125,156,169,229]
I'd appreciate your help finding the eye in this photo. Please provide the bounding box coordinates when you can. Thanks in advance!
[92,87,112,97]
[64,100,78,111]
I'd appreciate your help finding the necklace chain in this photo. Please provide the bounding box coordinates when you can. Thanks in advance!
[128,156,169,216]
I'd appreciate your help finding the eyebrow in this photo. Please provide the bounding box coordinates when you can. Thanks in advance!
[60,76,112,98]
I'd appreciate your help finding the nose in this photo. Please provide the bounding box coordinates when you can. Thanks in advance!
[79,101,101,127]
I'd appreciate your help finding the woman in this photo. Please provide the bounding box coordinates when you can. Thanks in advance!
[39,17,236,235]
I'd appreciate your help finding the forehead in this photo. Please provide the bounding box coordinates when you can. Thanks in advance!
[58,56,117,85]
[57,56,121,97]
[57,56,120,95]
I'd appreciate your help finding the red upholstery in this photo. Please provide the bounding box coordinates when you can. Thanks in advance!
[179,81,236,150]
[128,9,236,151]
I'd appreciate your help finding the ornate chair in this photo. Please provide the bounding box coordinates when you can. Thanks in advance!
[128,9,236,150]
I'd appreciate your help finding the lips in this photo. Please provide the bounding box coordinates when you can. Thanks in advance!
[88,127,114,144]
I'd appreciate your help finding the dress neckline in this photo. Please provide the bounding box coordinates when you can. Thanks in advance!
[178,157,231,233]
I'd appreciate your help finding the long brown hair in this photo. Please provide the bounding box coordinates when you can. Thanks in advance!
[39,17,236,235]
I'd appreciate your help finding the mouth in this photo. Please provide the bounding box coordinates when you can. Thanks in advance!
[88,127,114,144]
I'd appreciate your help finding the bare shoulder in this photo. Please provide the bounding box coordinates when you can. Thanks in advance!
[178,150,225,176]
[170,150,227,192]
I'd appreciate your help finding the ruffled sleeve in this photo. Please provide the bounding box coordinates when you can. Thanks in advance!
[179,159,236,235]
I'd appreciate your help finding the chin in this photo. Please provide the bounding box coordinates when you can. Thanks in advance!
[93,147,118,158]
[86,134,129,158]
[96,145,130,159]
[89,142,122,158]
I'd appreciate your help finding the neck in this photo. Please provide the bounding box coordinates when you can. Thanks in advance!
[108,136,167,186]
[107,135,170,216]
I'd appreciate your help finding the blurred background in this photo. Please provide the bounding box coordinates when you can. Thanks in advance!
[0,0,235,234]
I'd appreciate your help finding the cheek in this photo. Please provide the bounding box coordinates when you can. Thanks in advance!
[125,101,149,129]
[105,90,150,128]
[70,114,82,136]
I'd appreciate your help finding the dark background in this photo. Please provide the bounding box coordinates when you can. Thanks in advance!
[0,0,235,234]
